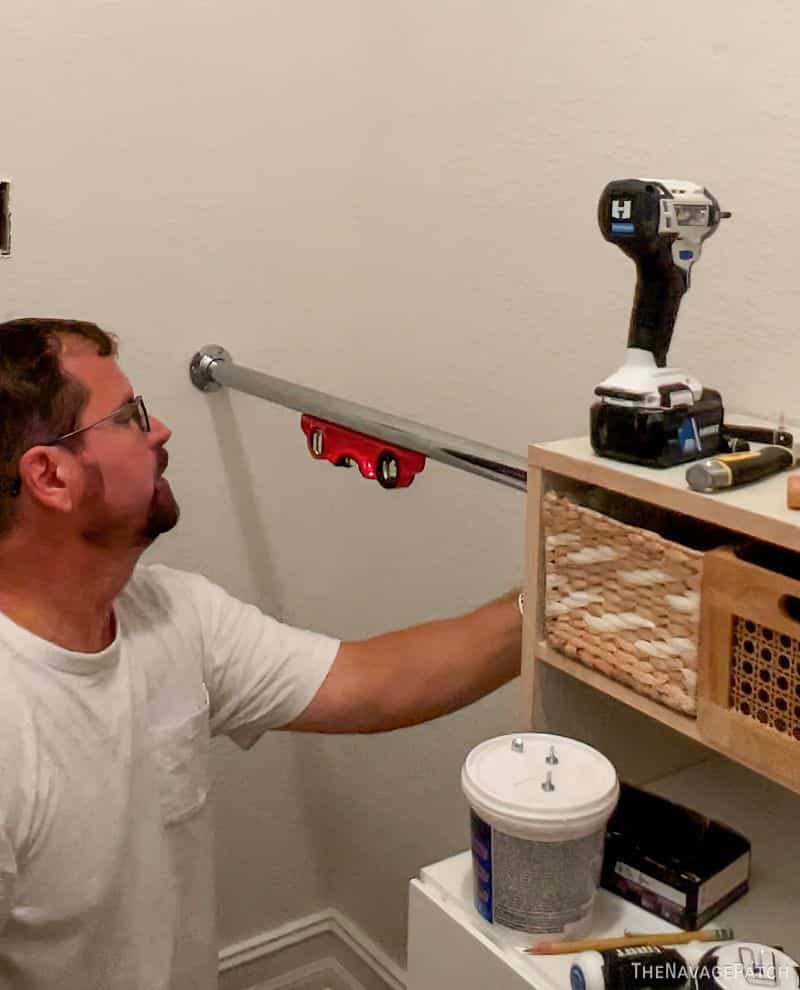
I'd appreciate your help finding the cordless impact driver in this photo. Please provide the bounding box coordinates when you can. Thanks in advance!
[591,179,731,468]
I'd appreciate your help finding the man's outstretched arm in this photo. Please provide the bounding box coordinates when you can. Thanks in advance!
[282,592,522,734]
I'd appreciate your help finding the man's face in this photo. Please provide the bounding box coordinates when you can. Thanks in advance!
[59,341,179,548]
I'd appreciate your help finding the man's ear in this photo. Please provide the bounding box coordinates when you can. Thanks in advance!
[17,446,79,513]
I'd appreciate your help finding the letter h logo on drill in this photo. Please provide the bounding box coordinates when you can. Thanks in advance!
[611,199,632,220]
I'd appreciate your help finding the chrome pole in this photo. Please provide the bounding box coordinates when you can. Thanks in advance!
[189,345,527,491]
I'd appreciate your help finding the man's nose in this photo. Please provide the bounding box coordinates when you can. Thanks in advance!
[149,415,172,445]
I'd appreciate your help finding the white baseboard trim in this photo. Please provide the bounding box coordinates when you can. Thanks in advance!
[219,911,333,972]
[239,955,364,990]
[327,911,405,990]
[219,909,406,990]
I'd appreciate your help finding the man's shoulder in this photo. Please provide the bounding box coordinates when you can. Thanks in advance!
[0,659,30,717]
[128,560,199,589]
[112,564,208,645]
[122,563,244,615]
[121,562,209,609]
[117,563,235,644]
[0,656,36,767]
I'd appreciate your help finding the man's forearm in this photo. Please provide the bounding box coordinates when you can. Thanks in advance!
[351,592,522,732]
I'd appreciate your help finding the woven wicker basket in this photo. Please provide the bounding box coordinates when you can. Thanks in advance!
[544,491,703,716]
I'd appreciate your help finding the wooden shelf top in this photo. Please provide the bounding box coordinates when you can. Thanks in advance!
[529,436,800,551]
[534,641,800,794]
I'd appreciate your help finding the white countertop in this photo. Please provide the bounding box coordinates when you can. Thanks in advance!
[420,850,681,990]
[419,755,800,990]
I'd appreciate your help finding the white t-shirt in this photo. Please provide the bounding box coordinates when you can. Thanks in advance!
[0,563,340,990]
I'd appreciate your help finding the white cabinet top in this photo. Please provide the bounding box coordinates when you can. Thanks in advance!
[418,850,680,990]
[418,754,800,989]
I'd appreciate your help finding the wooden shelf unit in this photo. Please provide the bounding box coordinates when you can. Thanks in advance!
[523,436,800,795]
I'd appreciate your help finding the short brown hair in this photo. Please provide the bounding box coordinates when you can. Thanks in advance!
[0,318,118,535]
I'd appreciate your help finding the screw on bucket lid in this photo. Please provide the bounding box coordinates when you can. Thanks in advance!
[695,943,800,990]
[461,733,619,840]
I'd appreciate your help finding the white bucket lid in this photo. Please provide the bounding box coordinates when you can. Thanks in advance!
[462,733,619,840]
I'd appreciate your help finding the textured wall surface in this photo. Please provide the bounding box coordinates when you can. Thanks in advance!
[2,0,795,964]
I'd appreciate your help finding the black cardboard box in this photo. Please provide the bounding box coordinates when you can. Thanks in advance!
[601,782,751,929]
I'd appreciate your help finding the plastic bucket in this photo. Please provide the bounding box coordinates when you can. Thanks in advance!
[462,732,619,938]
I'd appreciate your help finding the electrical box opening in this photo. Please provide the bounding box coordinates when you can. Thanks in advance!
[0,182,10,256]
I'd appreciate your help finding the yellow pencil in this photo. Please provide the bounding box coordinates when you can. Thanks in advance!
[526,927,734,956]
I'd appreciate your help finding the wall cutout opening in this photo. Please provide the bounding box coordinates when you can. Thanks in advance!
[0,182,10,256]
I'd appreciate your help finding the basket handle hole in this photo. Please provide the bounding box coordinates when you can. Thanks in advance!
[778,594,800,624]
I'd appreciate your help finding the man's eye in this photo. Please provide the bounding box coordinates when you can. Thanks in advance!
[112,406,133,425]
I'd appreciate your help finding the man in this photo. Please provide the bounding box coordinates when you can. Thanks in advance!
[0,318,522,989]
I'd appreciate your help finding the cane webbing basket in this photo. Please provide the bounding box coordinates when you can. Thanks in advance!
[730,616,800,741]
[544,491,703,716]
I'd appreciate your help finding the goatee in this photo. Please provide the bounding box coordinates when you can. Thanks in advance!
[143,477,180,542]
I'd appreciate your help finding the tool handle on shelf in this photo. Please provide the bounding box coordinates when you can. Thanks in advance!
[686,446,794,492]
[627,245,688,367]
[723,424,794,447]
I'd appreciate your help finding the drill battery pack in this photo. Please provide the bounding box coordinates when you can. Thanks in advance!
[590,388,724,468]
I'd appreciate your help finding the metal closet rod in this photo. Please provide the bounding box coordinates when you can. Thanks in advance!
[189,345,527,492]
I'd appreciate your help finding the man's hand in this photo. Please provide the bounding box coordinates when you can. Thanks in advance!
[282,592,522,734]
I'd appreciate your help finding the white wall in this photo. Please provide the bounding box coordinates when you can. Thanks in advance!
[3,0,798,966]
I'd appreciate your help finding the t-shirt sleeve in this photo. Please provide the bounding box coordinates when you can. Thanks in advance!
[182,571,340,748]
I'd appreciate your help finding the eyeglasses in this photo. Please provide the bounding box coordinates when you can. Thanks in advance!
[1,396,151,498]
[46,395,150,446]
